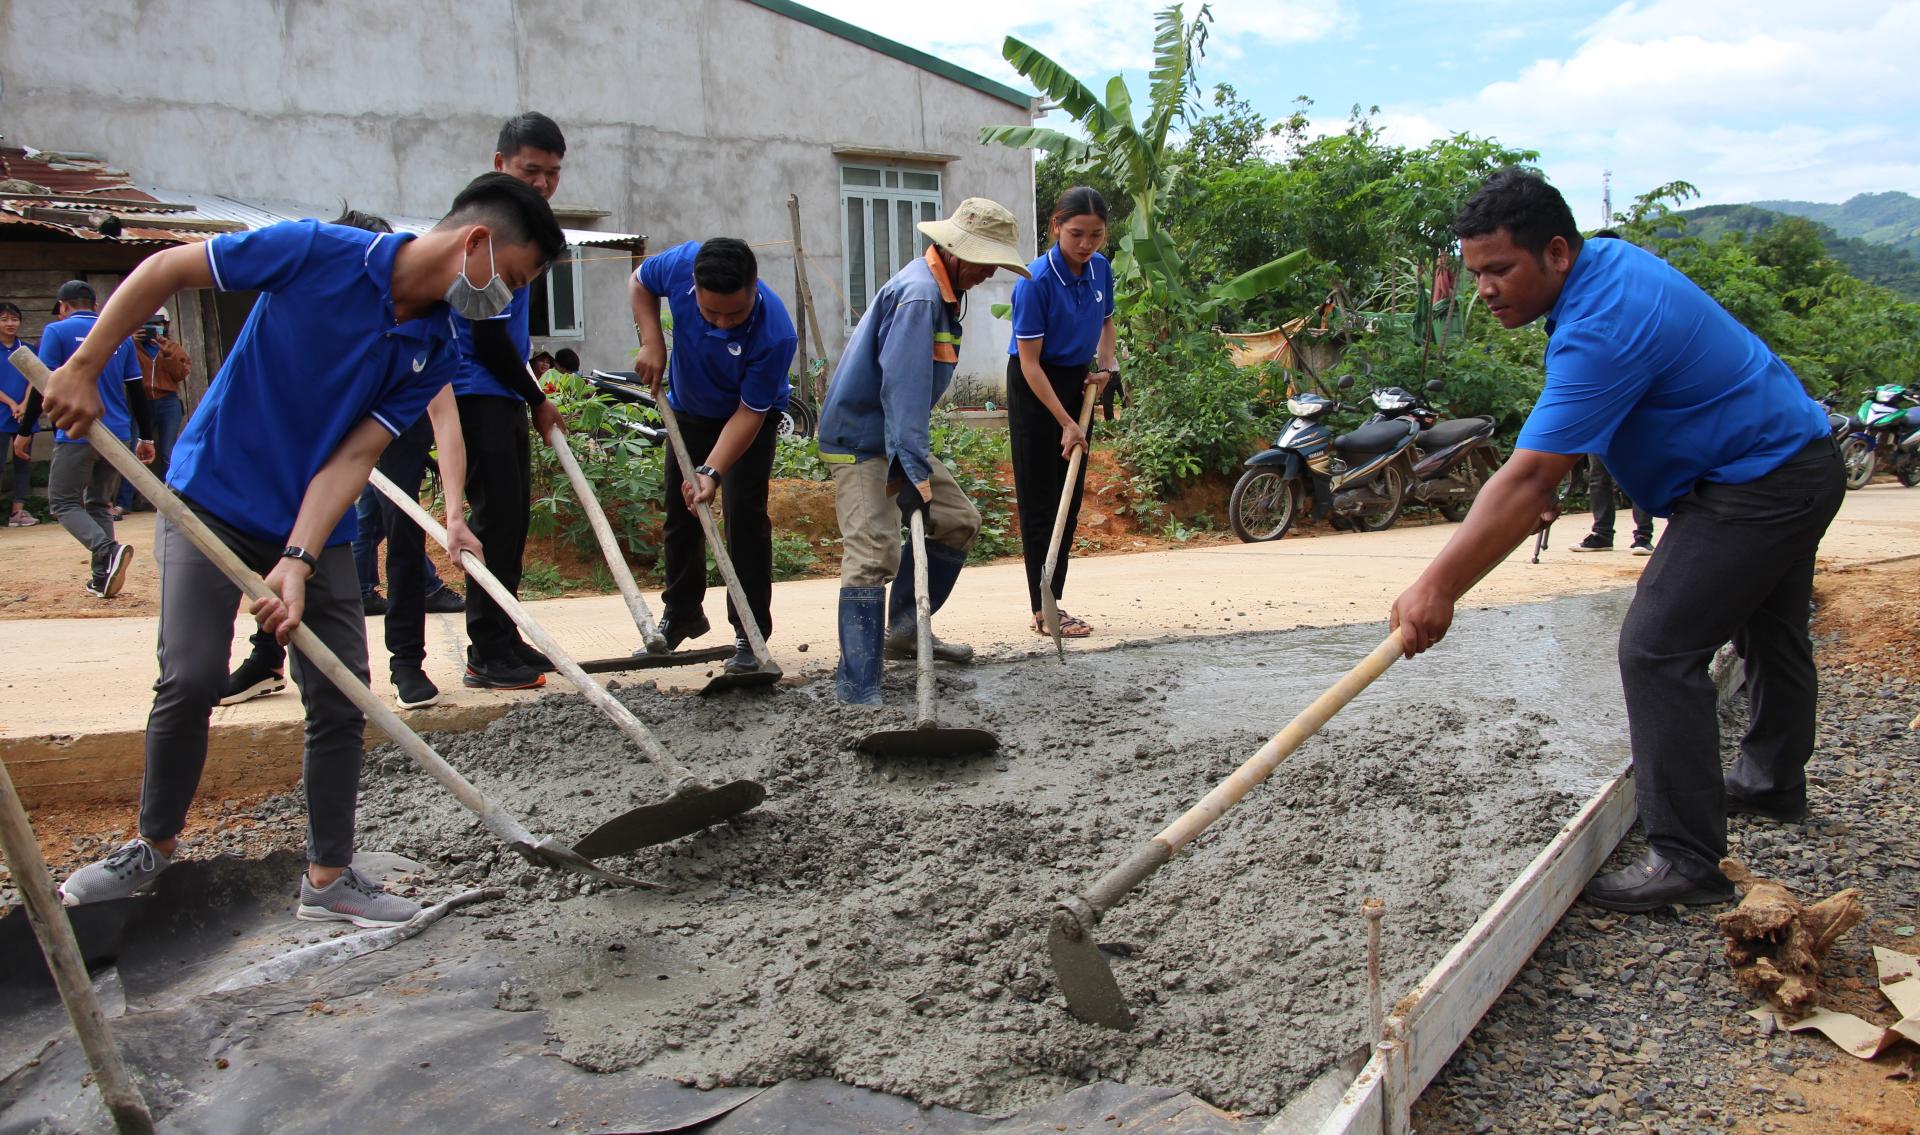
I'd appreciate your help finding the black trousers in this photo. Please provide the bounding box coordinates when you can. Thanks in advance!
[661,409,778,639]
[377,415,435,673]
[458,395,531,663]
[1588,455,1652,544]
[1007,356,1090,614]
[1616,437,1843,883]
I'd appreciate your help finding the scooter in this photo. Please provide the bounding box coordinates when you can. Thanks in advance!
[1227,376,1420,543]
[1361,378,1502,522]
[1841,383,1920,490]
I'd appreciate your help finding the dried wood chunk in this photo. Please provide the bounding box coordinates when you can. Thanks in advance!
[1716,857,1866,1014]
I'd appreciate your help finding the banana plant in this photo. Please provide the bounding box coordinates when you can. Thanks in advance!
[980,4,1310,323]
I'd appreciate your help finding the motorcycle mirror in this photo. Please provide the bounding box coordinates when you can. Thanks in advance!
[1425,379,1446,393]
[1336,375,1355,390]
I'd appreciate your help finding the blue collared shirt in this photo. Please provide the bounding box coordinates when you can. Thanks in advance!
[817,250,961,485]
[1515,237,1829,516]
[1007,246,1112,366]
[450,286,533,401]
[636,241,796,419]
[172,220,458,545]
[1,337,35,433]
[37,313,141,445]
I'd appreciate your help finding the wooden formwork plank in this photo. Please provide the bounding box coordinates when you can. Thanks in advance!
[1310,767,1637,1135]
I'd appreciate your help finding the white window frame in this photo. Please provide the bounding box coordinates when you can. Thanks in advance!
[839,163,943,327]
[532,247,585,340]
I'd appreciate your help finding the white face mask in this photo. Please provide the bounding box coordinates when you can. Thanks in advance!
[445,235,513,320]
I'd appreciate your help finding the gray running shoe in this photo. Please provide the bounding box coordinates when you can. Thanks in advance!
[59,838,172,906]
[297,866,421,928]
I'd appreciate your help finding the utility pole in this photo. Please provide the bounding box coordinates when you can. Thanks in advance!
[1601,169,1613,227]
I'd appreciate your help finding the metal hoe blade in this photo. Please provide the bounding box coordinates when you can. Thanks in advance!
[574,644,734,675]
[698,662,783,696]
[1048,905,1133,1029]
[856,723,999,759]
[573,779,768,858]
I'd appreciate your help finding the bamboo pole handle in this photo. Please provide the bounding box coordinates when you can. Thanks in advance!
[0,755,156,1133]
[655,396,775,668]
[369,471,701,793]
[909,509,936,728]
[10,347,541,850]
[1039,387,1099,611]
[544,419,666,652]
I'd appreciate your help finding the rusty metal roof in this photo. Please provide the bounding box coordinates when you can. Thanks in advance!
[0,146,157,202]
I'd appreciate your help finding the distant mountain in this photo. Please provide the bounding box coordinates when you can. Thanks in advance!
[1674,201,1920,300]
[1749,192,1920,258]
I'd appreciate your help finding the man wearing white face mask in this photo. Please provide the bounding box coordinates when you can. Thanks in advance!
[451,111,570,690]
[40,173,565,924]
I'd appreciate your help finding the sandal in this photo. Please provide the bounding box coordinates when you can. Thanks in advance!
[1031,610,1093,638]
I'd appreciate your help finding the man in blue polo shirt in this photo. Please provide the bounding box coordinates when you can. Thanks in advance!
[1390,170,1842,913]
[631,237,798,673]
[451,111,570,691]
[40,173,565,927]
[15,280,153,597]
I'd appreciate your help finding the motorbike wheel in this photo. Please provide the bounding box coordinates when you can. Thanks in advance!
[1840,437,1875,490]
[1352,464,1406,532]
[1228,469,1298,543]
[1901,459,1920,488]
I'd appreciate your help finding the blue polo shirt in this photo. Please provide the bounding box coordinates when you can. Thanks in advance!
[450,286,533,400]
[1007,246,1113,366]
[37,313,141,445]
[636,241,795,419]
[1515,237,1829,516]
[172,220,458,545]
[1,339,33,433]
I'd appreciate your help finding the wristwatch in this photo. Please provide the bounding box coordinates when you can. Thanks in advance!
[281,546,317,570]
[694,464,720,480]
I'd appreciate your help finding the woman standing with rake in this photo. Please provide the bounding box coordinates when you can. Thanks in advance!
[1007,187,1119,639]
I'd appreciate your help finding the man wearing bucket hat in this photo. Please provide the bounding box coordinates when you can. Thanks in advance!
[817,197,1031,705]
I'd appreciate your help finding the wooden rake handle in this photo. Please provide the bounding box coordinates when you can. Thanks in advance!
[543,416,666,652]
[369,471,702,793]
[909,509,937,728]
[1040,387,1099,616]
[655,395,775,668]
[9,347,541,851]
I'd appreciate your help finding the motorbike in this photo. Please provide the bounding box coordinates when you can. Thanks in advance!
[1840,383,1920,490]
[1359,378,1503,523]
[1227,375,1421,543]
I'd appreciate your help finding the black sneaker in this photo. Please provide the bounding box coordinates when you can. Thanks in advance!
[657,611,712,651]
[723,636,758,675]
[362,590,389,616]
[393,668,440,709]
[1629,538,1654,556]
[221,655,288,705]
[462,655,546,690]
[424,585,466,613]
[513,641,555,672]
[83,573,108,598]
[102,543,135,597]
[1570,534,1613,553]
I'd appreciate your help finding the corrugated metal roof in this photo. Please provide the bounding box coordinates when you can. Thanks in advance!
[0,147,158,202]
[145,188,643,249]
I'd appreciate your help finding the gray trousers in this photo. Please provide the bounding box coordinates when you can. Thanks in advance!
[1617,438,1843,884]
[142,510,369,866]
[47,442,118,574]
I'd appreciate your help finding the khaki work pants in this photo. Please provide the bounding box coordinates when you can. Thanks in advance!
[831,456,979,587]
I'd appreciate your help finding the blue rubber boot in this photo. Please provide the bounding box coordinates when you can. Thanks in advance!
[885,540,974,663]
[836,586,885,705]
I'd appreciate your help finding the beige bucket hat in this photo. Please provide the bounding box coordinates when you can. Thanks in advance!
[916,198,1032,278]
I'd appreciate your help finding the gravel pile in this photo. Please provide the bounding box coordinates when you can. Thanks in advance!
[1416,656,1920,1134]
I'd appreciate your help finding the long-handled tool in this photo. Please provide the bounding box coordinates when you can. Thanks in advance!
[370,471,764,857]
[11,348,645,890]
[540,418,733,674]
[1049,630,1405,1027]
[655,394,782,694]
[0,755,156,1133]
[1039,387,1099,661]
[856,509,1000,758]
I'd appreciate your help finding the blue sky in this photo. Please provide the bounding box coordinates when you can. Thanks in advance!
[803,0,1920,228]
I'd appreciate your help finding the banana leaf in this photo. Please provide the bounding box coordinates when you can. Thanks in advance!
[1001,36,1117,134]
[1209,248,1314,302]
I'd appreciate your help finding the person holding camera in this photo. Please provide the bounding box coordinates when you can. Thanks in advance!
[113,308,193,514]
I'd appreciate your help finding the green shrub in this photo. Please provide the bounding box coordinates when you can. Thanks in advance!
[527,372,668,567]
[929,420,1018,563]
[1115,333,1275,490]
[771,435,831,481]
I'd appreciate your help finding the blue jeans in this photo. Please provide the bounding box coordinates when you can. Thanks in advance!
[114,392,185,510]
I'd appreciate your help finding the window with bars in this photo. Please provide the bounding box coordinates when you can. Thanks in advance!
[528,247,584,339]
[840,164,942,325]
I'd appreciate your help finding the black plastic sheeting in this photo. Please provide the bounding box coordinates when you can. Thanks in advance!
[0,857,1260,1134]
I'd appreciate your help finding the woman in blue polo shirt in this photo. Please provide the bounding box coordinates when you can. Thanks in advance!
[1006,187,1118,637]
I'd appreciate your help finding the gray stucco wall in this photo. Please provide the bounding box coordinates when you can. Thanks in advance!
[0,0,1037,392]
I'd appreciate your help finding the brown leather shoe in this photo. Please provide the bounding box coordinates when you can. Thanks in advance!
[1582,851,1735,913]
